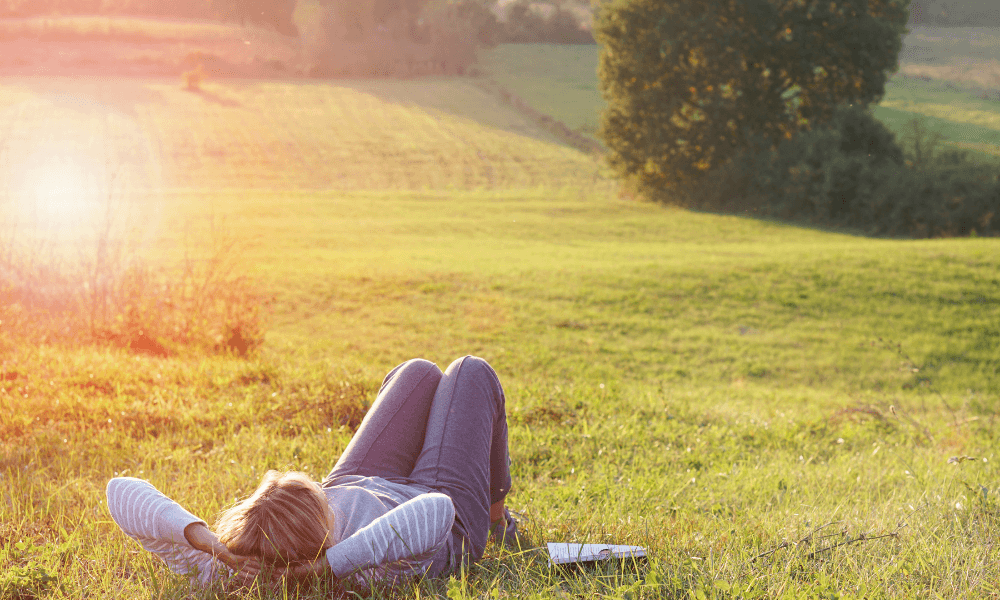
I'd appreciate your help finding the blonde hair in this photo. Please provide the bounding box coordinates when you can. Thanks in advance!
[215,470,333,564]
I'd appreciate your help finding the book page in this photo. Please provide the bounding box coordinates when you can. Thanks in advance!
[547,543,647,565]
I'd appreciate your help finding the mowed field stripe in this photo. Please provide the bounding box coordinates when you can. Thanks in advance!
[0,77,603,194]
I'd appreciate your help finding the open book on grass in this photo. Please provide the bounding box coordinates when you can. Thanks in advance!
[547,542,647,566]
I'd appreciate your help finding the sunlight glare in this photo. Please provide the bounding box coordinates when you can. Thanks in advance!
[23,148,102,230]
[0,96,164,251]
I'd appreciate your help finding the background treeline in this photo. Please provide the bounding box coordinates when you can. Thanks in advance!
[909,0,1000,26]
[490,1,594,44]
[700,106,1000,238]
[0,0,594,44]
[302,0,591,78]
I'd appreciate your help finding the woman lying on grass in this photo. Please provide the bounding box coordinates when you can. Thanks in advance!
[106,356,519,588]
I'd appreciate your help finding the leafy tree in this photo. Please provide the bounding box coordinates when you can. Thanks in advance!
[317,0,430,39]
[218,0,297,35]
[594,0,910,199]
[502,0,593,44]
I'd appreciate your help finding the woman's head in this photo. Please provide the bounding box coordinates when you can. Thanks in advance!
[215,470,334,564]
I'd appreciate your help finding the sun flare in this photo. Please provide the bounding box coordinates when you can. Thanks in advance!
[22,148,103,229]
[0,106,164,248]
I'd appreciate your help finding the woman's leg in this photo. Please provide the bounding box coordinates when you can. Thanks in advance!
[322,358,443,483]
[407,356,512,570]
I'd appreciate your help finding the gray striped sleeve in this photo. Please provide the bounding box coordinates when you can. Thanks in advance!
[325,492,455,579]
[105,477,221,584]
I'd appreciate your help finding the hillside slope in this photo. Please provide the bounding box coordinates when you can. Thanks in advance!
[0,76,603,194]
[1,64,998,599]
[478,35,1000,160]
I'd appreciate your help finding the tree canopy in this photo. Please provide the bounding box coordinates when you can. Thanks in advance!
[595,0,911,196]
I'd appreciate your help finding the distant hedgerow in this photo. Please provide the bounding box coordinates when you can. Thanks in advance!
[500,0,594,44]
[699,105,1000,238]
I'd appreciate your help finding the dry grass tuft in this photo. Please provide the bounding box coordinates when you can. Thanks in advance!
[0,219,268,358]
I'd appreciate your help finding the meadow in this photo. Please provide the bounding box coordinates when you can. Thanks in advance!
[2,24,1000,600]
[479,31,1000,163]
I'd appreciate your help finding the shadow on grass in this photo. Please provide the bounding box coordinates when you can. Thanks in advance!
[676,197,880,240]
[186,86,242,107]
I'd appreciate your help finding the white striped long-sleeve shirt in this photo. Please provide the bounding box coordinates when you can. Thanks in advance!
[106,477,455,585]
[105,478,223,584]
[324,487,454,581]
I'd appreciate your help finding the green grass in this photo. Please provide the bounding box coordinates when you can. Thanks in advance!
[477,44,605,137]
[0,77,602,194]
[876,75,1000,162]
[0,14,294,45]
[2,43,1000,599]
[479,39,1000,162]
[898,26,1000,93]
[4,185,1000,599]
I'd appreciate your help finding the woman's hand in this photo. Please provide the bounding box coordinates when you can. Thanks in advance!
[285,557,332,581]
[184,523,331,586]
[182,522,247,572]
[235,555,331,586]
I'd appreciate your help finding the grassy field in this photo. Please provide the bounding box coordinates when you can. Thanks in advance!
[2,31,1000,600]
[0,77,601,194]
[877,76,1000,161]
[0,15,291,44]
[898,26,1000,92]
[478,36,1000,162]
[477,45,605,138]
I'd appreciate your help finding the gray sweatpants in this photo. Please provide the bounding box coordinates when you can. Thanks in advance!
[323,356,512,575]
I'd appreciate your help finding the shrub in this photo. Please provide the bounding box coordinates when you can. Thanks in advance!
[306,0,482,77]
[595,0,910,198]
[0,219,268,357]
[499,0,593,44]
[702,106,1000,238]
[450,0,505,47]
[888,151,1000,238]
[220,0,298,36]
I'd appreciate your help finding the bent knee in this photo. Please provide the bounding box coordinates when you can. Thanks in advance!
[449,355,495,376]
[449,356,503,392]
[402,358,444,381]
[383,358,443,388]
[401,358,442,374]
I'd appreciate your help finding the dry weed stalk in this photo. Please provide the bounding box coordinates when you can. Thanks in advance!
[0,192,266,356]
[747,521,907,566]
